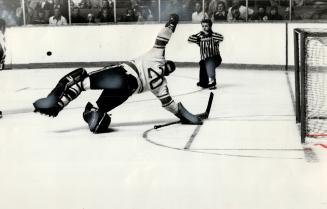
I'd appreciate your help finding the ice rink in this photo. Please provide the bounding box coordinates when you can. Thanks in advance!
[0,67,326,209]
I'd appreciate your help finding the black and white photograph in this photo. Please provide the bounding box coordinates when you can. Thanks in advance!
[0,0,327,209]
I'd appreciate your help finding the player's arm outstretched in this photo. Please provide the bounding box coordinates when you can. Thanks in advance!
[150,14,202,125]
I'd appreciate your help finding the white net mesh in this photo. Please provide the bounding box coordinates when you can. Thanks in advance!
[305,37,327,137]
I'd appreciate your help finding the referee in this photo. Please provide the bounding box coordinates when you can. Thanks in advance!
[188,19,223,89]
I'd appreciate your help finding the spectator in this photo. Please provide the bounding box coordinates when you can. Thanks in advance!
[229,5,245,21]
[146,0,159,21]
[267,6,282,20]
[212,1,227,21]
[162,0,182,21]
[227,0,253,21]
[283,6,302,20]
[120,8,137,22]
[40,0,53,10]
[180,0,193,21]
[98,8,114,23]
[136,6,154,22]
[15,7,24,26]
[102,0,114,9]
[79,0,93,9]
[71,7,86,23]
[192,2,209,23]
[188,19,223,90]
[86,13,95,23]
[251,5,268,21]
[49,7,68,25]
[207,0,228,19]
[32,9,48,24]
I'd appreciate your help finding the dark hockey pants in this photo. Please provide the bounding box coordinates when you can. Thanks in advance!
[89,67,138,113]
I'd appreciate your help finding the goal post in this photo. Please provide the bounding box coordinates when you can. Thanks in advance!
[294,28,327,143]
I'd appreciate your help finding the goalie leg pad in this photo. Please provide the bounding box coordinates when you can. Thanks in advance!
[33,95,62,117]
[175,103,203,125]
[33,68,88,117]
[83,102,111,133]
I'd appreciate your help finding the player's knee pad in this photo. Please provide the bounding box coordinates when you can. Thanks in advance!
[83,102,111,133]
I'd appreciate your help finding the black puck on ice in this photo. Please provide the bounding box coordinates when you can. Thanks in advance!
[46,51,52,56]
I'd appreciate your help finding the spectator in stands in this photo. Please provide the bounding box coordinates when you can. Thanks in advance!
[49,7,68,25]
[98,8,114,23]
[283,6,302,21]
[33,9,48,24]
[39,0,52,21]
[120,8,137,22]
[25,3,35,24]
[146,0,159,21]
[87,13,95,23]
[212,1,227,21]
[79,0,93,9]
[180,0,193,21]
[102,0,114,9]
[207,0,227,19]
[229,5,245,21]
[136,6,154,22]
[15,7,24,26]
[251,5,268,21]
[40,0,53,10]
[162,0,182,21]
[192,2,209,23]
[267,6,282,21]
[71,7,86,23]
[227,0,253,21]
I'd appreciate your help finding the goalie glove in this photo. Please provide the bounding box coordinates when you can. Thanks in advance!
[175,102,203,125]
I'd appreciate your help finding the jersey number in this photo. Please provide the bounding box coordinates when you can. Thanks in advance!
[148,67,164,90]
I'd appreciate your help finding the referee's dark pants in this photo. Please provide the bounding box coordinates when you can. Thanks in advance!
[199,55,222,85]
[205,55,222,82]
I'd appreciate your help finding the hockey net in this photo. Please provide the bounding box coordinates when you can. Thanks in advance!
[294,29,327,143]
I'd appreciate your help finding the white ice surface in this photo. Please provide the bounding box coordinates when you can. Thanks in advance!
[0,67,326,209]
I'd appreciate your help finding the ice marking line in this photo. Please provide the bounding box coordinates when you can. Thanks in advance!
[142,128,304,160]
[15,87,30,92]
[184,125,202,150]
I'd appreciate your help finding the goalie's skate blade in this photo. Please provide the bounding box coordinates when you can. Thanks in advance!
[33,95,61,117]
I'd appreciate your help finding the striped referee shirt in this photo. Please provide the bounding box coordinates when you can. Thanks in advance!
[188,31,223,60]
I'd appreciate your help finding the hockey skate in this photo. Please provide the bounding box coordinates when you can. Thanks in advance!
[33,68,88,117]
[83,102,111,133]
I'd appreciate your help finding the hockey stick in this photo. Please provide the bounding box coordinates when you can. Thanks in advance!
[154,92,214,129]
